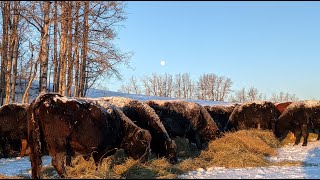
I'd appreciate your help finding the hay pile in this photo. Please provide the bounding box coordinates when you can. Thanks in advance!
[2,129,303,179]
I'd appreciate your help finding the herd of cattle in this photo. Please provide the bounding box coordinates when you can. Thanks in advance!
[1,92,320,178]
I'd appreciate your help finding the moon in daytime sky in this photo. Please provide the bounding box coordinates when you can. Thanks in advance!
[160,60,166,66]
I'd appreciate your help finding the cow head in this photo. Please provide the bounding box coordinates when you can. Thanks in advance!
[274,118,290,141]
[164,139,177,164]
[124,129,152,162]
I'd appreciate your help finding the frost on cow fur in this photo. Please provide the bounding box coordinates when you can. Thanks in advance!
[284,100,320,113]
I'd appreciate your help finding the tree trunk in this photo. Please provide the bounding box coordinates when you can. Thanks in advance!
[10,1,20,103]
[66,2,73,96]
[22,43,38,104]
[39,1,50,93]
[59,1,68,96]
[73,1,80,97]
[53,0,59,92]
[1,2,10,105]
[79,1,89,97]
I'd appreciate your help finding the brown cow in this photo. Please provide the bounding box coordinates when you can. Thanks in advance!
[274,101,294,140]
[27,93,152,179]
[275,100,320,146]
[204,104,236,132]
[0,103,29,158]
[146,100,221,150]
[90,96,177,164]
[275,101,293,114]
[227,101,280,132]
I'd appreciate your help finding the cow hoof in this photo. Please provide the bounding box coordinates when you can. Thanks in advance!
[302,144,307,146]
[15,157,21,160]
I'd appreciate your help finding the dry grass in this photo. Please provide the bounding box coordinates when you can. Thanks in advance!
[1,129,306,179]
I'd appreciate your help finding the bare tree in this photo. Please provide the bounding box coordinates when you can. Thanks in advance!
[197,73,232,101]
[52,0,59,92]
[66,1,73,96]
[78,1,88,97]
[0,1,10,105]
[73,1,80,97]
[230,88,247,103]
[58,1,68,96]
[10,1,21,102]
[22,41,39,103]
[247,86,264,102]
[119,76,141,94]
[270,91,299,103]
[173,73,195,99]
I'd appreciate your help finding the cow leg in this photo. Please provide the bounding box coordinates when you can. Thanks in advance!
[0,140,5,158]
[29,152,42,179]
[19,138,28,158]
[317,130,320,141]
[301,125,309,146]
[294,130,302,145]
[51,152,67,178]
[65,154,73,167]
[65,141,74,167]
[186,129,203,150]
[92,152,103,169]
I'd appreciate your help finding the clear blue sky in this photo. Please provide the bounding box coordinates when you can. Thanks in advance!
[103,1,320,100]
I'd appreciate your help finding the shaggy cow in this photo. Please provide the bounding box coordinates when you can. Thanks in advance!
[27,93,152,179]
[227,101,280,132]
[275,100,320,146]
[146,100,221,149]
[0,103,29,158]
[204,104,236,132]
[92,96,177,164]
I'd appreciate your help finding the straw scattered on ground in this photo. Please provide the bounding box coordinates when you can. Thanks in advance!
[2,129,307,179]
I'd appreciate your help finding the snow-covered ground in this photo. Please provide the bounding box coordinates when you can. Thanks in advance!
[179,139,320,179]
[1,139,320,178]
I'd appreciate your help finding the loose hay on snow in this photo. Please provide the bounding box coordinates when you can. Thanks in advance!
[177,129,282,171]
[1,129,303,179]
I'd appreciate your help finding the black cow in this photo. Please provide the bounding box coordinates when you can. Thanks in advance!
[146,100,221,150]
[204,104,236,132]
[275,100,320,146]
[227,101,280,132]
[27,93,152,179]
[93,96,177,164]
[0,103,29,158]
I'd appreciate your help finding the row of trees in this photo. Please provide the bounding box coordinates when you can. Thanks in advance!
[119,73,299,103]
[0,1,130,105]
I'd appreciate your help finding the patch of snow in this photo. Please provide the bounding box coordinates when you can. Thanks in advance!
[178,139,320,179]
[0,156,51,177]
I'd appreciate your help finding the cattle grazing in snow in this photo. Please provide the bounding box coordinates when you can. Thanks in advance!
[27,93,152,179]
[204,104,236,132]
[275,100,320,146]
[92,96,178,164]
[227,101,280,132]
[145,100,221,149]
[0,103,30,158]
